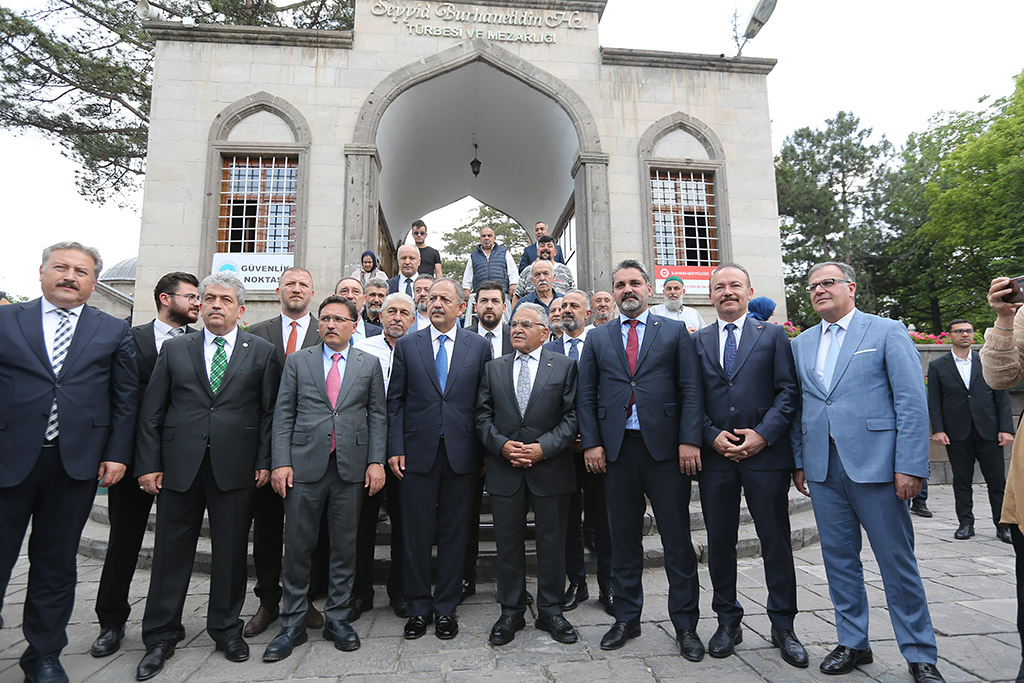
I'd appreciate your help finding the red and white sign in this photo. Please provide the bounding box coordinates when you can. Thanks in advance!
[654,265,714,295]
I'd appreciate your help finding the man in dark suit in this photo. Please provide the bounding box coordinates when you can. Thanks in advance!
[134,273,281,680]
[0,241,139,683]
[245,267,324,635]
[387,278,492,640]
[387,244,421,295]
[694,264,807,667]
[262,296,387,661]
[518,221,566,273]
[928,318,1014,543]
[90,271,200,659]
[477,303,579,645]
[577,259,706,661]
[546,290,614,615]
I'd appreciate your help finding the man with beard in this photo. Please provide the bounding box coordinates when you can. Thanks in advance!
[387,244,421,296]
[350,293,417,619]
[517,221,566,272]
[467,281,512,359]
[590,291,616,326]
[545,290,614,616]
[91,272,200,659]
[412,275,434,330]
[412,220,444,278]
[548,299,565,341]
[362,278,388,326]
[247,267,326,636]
[650,276,705,333]
[334,278,383,344]
[577,259,705,661]
[462,227,519,302]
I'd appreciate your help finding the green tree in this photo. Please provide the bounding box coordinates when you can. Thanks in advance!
[439,204,530,282]
[775,111,892,326]
[0,0,353,205]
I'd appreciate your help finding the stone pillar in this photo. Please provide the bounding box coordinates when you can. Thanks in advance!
[342,144,382,272]
[572,152,611,293]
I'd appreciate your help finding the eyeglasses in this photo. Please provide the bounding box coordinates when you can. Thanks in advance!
[412,231,426,236]
[509,320,545,330]
[950,329,975,335]
[166,292,200,302]
[806,278,852,292]
[320,315,356,325]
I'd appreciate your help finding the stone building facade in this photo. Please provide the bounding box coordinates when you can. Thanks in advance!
[133,0,784,324]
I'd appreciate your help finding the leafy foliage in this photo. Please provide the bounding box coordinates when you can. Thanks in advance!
[439,204,531,281]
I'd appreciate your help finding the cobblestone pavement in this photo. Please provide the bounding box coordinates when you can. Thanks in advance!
[0,484,1019,682]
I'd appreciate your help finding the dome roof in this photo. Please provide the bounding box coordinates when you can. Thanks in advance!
[101,256,137,282]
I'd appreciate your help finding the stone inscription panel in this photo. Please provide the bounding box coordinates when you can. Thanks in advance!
[370,0,591,43]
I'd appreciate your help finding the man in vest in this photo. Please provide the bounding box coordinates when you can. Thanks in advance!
[461,227,519,302]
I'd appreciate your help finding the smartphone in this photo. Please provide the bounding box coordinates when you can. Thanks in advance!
[1002,275,1024,304]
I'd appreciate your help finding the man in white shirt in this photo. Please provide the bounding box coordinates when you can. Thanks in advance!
[650,276,705,333]
[462,227,519,302]
[388,245,421,296]
[412,275,434,330]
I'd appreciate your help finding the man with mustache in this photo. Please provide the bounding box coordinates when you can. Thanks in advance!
[461,226,519,302]
[512,236,574,304]
[0,241,138,683]
[590,291,616,326]
[412,274,434,331]
[511,260,562,319]
[650,276,706,334]
[362,278,388,326]
[577,259,705,661]
[517,221,566,273]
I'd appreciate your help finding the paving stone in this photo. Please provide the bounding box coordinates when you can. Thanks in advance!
[930,601,1016,636]
[292,636,401,678]
[933,633,1021,682]
[546,657,659,682]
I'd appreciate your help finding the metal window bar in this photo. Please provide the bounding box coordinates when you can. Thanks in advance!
[650,169,718,267]
[218,156,298,254]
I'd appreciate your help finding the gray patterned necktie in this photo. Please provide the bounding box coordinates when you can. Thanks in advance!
[515,354,531,415]
[45,309,72,441]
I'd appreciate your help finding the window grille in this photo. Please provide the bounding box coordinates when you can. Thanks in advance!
[218,156,298,253]
[650,169,718,267]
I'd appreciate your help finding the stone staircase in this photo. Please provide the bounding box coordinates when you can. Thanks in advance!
[79,484,819,579]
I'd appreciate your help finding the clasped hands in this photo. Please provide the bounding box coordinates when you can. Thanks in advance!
[501,440,544,468]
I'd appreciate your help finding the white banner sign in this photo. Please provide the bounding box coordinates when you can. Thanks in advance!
[211,253,294,291]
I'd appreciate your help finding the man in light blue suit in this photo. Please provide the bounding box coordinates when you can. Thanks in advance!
[791,262,944,683]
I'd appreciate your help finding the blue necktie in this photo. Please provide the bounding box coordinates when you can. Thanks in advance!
[723,323,737,375]
[568,338,580,363]
[405,278,412,297]
[823,323,841,389]
[435,334,448,392]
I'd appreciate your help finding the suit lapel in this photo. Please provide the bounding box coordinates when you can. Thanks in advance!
[17,299,52,373]
[698,325,727,380]
[188,332,215,399]
[302,315,320,349]
[443,329,470,396]
[218,329,253,392]
[523,350,555,418]
[799,328,827,396]
[58,305,101,378]
[136,322,159,370]
[416,329,443,395]
[968,350,982,389]
[500,355,521,414]
[729,318,765,378]
[609,317,630,374]
[633,314,661,371]
[305,343,332,406]
[826,311,868,394]
[334,345,362,407]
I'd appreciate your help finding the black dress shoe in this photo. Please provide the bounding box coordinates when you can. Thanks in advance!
[488,615,526,646]
[707,624,741,658]
[404,614,432,639]
[820,645,873,674]
[536,614,578,643]
[953,523,975,540]
[598,585,614,616]
[998,525,1013,544]
[347,595,373,623]
[216,637,249,662]
[324,619,360,651]
[90,625,125,658]
[910,500,933,517]
[435,614,459,639]
[676,629,705,662]
[23,656,68,683]
[390,597,411,618]
[459,580,476,604]
[770,628,809,668]
[600,621,641,650]
[262,626,308,662]
[909,662,946,682]
[563,582,589,611]
[136,642,175,681]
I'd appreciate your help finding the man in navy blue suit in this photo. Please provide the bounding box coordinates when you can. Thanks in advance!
[577,259,705,661]
[387,278,492,640]
[0,241,139,683]
[693,264,806,667]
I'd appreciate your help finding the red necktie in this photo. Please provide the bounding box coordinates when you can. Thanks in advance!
[626,319,639,416]
[286,321,298,355]
[327,352,342,451]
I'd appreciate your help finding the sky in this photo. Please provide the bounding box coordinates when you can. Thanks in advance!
[1,0,1022,298]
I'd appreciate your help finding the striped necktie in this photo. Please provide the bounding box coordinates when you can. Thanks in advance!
[44,309,72,441]
[210,337,227,394]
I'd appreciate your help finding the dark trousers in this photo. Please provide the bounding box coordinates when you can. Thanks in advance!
[95,474,155,628]
[492,486,570,620]
[352,465,405,603]
[699,467,797,630]
[464,473,485,585]
[565,456,612,589]
[947,426,1007,527]
[142,457,254,647]
[0,443,97,672]
[400,441,475,617]
[605,433,699,631]
[1012,524,1024,656]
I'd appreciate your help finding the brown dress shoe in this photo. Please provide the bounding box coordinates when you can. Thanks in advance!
[243,604,278,637]
[305,601,324,629]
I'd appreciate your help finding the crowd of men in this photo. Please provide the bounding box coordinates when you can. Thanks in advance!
[1,230,984,683]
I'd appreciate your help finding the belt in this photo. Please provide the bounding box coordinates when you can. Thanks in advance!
[624,429,643,438]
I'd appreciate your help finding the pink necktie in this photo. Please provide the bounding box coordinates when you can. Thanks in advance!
[327,352,341,451]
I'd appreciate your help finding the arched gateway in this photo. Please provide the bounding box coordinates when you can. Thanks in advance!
[134,0,782,324]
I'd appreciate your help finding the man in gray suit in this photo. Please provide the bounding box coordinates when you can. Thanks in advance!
[263,296,387,661]
[476,303,579,646]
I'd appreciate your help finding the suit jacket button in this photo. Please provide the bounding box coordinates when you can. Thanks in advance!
[826,400,832,405]
[55,383,61,388]
[730,406,736,412]
[210,407,215,412]
[333,411,338,416]
[728,382,733,387]
[630,381,636,387]
[201,433,207,439]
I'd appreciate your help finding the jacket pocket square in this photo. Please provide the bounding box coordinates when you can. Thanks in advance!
[853,348,877,355]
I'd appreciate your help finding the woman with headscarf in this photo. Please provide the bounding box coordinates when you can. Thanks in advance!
[747,295,776,322]
[350,250,387,286]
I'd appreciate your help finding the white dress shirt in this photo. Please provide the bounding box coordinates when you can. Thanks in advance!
[430,324,457,374]
[203,326,238,379]
[354,335,395,391]
[461,249,520,291]
[414,312,431,331]
[322,342,348,380]
[650,303,706,330]
[814,308,856,385]
[153,317,186,353]
[477,324,505,358]
[951,349,972,388]
[280,313,313,352]
[395,274,417,296]
[41,298,84,364]
[716,313,748,368]
[514,346,543,400]
[560,328,588,359]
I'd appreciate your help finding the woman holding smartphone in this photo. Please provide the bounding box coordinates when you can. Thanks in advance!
[980,275,1024,683]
